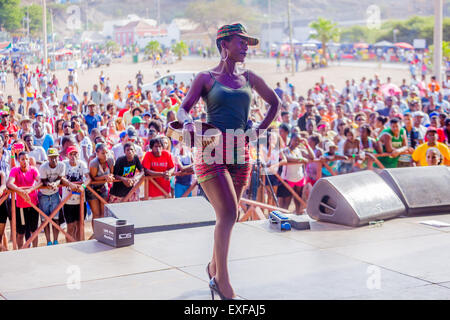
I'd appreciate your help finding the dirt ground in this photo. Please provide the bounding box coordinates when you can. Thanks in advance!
[1,56,410,250]
[4,56,410,101]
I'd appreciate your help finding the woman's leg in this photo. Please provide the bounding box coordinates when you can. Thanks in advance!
[0,223,6,251]
[201,172,240,299]
[302,183,312,207]
[280,194,292,210]
[66,222,77,242]
[293,186,305,214]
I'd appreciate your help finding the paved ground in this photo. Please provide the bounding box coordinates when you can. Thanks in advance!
[1,211,450,300]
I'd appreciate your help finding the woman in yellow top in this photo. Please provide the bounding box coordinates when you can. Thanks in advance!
[25,81,35,113]
[412,127,450,166]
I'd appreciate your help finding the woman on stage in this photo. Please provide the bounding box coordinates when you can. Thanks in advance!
[177,23,280,300]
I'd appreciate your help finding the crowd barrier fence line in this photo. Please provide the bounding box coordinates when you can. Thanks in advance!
[1,157,388,250]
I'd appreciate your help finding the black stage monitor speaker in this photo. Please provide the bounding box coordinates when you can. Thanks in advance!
[307,171,406,227]
[379,166,450,216]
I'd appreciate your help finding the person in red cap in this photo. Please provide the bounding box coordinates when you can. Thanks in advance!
[412,126,450,166]
[177,23,280,300]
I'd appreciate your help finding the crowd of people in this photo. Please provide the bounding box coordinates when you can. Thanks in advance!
[0,55,449,250]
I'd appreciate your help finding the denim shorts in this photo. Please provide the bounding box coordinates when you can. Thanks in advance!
[86,184,108,201]
[38,192,61,221]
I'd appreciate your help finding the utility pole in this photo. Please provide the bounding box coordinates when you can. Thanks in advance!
[85,1,89,30]
[268,0,271,56]
[27,7,30,41]
[157,0,161,26]
[43,0,48,70]
[433,0,443,83]
[287,0,295,75]
[393,29,398,43]
[50,8,55,71]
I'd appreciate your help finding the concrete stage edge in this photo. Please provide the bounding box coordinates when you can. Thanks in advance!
[2,213,450,300]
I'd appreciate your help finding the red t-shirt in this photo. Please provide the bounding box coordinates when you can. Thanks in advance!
[118,108,129,118]
[0,123,19,135]
[142,150,174,197]
[424,128,446,143]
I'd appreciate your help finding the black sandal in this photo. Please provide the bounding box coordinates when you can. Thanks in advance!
[206,262,213,280]
[209,277,241,300]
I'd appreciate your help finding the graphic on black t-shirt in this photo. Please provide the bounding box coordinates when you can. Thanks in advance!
[110,156,143,197]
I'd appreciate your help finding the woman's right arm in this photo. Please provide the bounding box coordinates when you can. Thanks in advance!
[0,171,6,195]
[343,140,351,157]
[176,72,209,123]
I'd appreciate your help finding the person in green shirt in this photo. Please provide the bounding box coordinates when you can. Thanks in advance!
[377,117,412,168]
[160,91,181,118]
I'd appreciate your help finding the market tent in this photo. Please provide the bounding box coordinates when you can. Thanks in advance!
[374,40,393,47]
[50,48,73,56]
[354,42,369,49]
[395,42,414,50]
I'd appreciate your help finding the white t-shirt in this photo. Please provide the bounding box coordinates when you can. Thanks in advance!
[62,160,88,205]
[281,147,305,183]
[114,99,126,109]
[29,146,47,164]
[101,92,113,105]
[80,136,93,164]
[39,161,66,195]
[263,146,281,175]
[311,92,324,104]
[443,80,450,96]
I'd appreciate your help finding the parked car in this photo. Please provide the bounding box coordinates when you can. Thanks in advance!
[94,54,111,67]
[141,71,196,93]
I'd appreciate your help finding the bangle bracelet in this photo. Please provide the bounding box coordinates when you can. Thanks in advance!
[352,154,356,158]
[11,155,15,159]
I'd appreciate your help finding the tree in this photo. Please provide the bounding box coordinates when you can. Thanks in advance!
[23,4,42,36]
[105,40,119,54]
[185,0,257,52]
[0,0,23,31]
[429,41,450,68]
[144,40,162,57]
[309,17,340,65]
[172,41,188,60]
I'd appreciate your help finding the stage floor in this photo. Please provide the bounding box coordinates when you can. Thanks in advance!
[2,213,450,300]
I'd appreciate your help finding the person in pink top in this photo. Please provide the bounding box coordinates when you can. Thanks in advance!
[7,151,42,249]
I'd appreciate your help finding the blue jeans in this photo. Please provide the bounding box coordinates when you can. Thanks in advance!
[38,192,61,221]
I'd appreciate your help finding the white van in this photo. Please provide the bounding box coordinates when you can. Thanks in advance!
[141,71,197,94]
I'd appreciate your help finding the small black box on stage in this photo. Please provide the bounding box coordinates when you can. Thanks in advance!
[93,217,134,248]
[288,215,312,230]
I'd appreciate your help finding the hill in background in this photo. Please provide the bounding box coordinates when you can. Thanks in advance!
[21,0,450,37]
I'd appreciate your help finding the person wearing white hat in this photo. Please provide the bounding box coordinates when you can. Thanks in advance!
[412,111,427,140]
[321,139,347,177]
